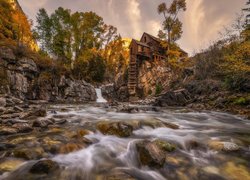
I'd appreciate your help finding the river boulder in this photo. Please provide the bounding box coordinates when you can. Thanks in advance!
[30,160,59,174]
[208,140,240,152]
[96,121,133,137]
[136,139,176,168]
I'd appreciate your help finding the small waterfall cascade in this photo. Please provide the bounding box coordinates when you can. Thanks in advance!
[95,88,107,103]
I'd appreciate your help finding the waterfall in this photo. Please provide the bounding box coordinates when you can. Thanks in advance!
[95,88,107,103]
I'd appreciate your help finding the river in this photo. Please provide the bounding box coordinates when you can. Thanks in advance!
[0,102,250,180]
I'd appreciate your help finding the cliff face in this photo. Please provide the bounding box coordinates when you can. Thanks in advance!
[0,46,96,102]
[137,59,173,97]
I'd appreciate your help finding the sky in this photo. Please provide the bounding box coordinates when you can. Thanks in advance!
[18,0,246,54]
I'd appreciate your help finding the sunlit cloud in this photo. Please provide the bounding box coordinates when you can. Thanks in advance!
[127,0,142,38]
[18,0,246,54]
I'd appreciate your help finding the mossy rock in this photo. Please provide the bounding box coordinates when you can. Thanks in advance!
[97,121,133,137]
[59,143,84,154]
[153,139,176,152]
[13,147,45,160]
[30,159,59,174]
[221,162,250,180]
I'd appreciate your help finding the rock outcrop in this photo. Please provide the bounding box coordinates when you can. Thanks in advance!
[137,59,173,97]
[154,89,192,107]
[0,47,96,102]
[102,72,129,102]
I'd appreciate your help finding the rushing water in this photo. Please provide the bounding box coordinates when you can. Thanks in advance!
[95,88,107,103]
[1,104,250,180]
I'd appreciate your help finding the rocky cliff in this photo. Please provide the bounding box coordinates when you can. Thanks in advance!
[0,46,96,102]
[137,58,173,97]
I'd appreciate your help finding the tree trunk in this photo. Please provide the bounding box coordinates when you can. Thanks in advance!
[167,29,171,59]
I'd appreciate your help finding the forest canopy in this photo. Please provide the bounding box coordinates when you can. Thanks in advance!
[34,7,128,83]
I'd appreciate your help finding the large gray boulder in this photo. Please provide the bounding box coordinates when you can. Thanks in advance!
[154,89,192,107]
[57,76,96,102]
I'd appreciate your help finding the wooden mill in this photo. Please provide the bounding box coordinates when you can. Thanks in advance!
[128,33,167,100]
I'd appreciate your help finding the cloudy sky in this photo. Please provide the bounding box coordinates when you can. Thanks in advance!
[18,0,246,54]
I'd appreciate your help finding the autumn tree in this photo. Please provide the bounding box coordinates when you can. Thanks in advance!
[34,7,124,82]
[0,0,16,39]
[242,0,250,40]
[157,0,186,51]
[0,0,36,49]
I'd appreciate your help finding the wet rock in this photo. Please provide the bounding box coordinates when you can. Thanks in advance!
[184,140,203,150]
[32,119,54,128]
[13,106,24,112]
[162,121,179,129]
[136,140,166,167]
[0,159,24,172]
[203,166,220,175]
[136,139,175,168]
[59,143,84,154]
[13,147,45,160]
[12,123,33,133]
[97,121,133,137]
[3,119,28,125]
[0,113,20,119]
[0,107,5,113]
[221,162,250,180]
[0,143,16,151]
[54,119,67,125]
[0,127,18,135]
[139,119,179,129]
[2,108,16,114]
[0,97,6,107]
[20,106,47,120]
[154,89,192,107]
[70,129,91,139]
[117,105,139,113]
[30,159,59,174]
[104,170,136,180]
[153,139,176,152]
[208,140,240,152]
[9,136,36,145]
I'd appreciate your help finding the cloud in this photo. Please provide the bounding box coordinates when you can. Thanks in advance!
[18,0,246,54]
[126,0,142,38]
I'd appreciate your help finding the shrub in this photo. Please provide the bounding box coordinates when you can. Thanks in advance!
[233,97,249,106]
[155,83,163,95]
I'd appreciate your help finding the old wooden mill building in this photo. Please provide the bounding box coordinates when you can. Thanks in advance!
[128,33,166,98]
[128,32,187,99]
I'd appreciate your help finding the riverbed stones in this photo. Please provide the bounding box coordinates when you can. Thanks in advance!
[104,170,136,180]
[29,159,59,174]
[20,106,47,120]
[136,139,176,168]
[0,97,6,107]
[208,140,240,152]
[32,119,54,128]
[13,147,45,160]
[0,127,18,135]
[221,162,250,180]
[12,123,33,133]
[97,121,133,137]
[59,143,84,154]
[0,159,25,172]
